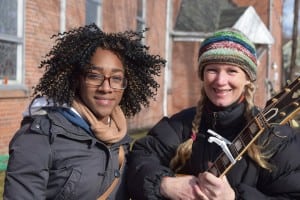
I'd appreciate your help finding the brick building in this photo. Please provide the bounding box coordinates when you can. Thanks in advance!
[0,0,283,154]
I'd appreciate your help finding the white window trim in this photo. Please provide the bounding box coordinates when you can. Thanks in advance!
[0,0,24,88]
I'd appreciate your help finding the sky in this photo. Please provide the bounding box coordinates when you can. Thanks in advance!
[283,0,300,37]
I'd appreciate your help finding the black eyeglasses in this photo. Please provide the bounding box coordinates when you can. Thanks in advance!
[84,73,127,89]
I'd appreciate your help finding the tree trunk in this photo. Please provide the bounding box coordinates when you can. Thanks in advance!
[289,0,299,81]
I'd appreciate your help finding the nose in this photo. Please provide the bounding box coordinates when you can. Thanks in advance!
[215,71,228,85]
[98,78,112,91]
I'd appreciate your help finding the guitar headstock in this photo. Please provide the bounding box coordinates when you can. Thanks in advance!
[264,76,300,125]
[208,76,300,178]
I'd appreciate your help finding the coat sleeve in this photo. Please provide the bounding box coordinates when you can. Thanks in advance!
[4,121,51,200]
[127,117,184,200]
[236,125,300,200]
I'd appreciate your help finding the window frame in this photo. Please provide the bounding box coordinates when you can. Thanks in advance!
[0,0,24,89]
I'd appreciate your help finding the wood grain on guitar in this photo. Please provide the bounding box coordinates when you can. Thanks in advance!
[207,76,300,177]
[175,77,300,178]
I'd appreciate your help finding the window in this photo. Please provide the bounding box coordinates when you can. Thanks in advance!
[86,0,102,27]
[0,0,24,86]
[137,0,146,33]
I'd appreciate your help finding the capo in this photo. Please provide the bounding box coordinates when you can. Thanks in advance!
[207,129,236,164]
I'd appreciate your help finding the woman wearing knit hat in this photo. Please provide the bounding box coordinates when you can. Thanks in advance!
[127,29,300,199]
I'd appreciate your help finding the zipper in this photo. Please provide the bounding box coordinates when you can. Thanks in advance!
[212,112,217,130]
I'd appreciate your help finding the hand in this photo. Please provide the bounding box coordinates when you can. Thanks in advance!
[196,172,235,200]
[160,175,202,200]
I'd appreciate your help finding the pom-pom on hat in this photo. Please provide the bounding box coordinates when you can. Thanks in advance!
[198,28,257,81]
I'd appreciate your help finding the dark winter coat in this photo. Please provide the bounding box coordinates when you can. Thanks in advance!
[127,103,300,200]
[4,109,131,200]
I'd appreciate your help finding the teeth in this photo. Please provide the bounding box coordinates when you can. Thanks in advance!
[215,88,230,92]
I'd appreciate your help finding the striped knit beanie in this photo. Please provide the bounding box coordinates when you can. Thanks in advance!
[198,28,257,81]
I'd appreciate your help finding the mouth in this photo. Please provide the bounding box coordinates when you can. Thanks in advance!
[94,96,114,105]
[213,88,232,96]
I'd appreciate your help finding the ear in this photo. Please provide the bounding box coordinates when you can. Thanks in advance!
[244,80,251,90]
[245,76,252,85]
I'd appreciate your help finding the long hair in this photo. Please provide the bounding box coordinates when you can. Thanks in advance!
[32,24,166,117]
[170,82,273,172]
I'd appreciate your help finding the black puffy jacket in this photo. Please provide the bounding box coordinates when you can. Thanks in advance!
[127,104,300,200]
[4,110,131,200]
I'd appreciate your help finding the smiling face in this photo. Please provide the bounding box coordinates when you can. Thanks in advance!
[203,63,250,107]
[79,48,125,120]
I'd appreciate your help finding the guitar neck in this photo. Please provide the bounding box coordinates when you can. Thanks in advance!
[208,76,300,177]
[207,113,266,177]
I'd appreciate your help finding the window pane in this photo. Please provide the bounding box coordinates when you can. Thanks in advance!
[0,0,18,35]
[86,0,102,26]
[0,41,17,81]
[86,1,96,25]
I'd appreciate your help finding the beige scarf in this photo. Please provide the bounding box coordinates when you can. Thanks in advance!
[72,98,127,144]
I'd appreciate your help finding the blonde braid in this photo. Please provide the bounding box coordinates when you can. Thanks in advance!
[170,89,206,172]
[170,83,272,172]
[243,82,255,120]
[244,82,273,171]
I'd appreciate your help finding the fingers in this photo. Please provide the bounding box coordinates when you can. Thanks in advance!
[160,175,203,200]
[198,171,219,187]
[196,173,235,200]
[193,184,209,200]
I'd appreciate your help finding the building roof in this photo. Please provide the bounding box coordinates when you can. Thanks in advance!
[219,6,274,44]
[174,0,274,45]
[174,0,234,32]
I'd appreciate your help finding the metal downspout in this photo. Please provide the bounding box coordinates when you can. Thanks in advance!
[163,0,172,116]
[60,0,66,33]
[267,0,273,99]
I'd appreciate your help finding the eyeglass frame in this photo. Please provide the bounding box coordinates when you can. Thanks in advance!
[84,72,128,90]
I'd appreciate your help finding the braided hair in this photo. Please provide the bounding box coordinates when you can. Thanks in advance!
[170,83,273,172]
[32,24,166,117]
[170,29,273,172]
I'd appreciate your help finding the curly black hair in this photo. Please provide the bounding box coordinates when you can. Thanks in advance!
[32,23,166,117]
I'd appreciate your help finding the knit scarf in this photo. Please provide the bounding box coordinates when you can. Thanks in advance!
[72,98,127,144]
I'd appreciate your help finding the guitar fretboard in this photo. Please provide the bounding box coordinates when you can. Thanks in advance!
[208,113,267,177]
[175,77,299,179]
[207,76,300,177]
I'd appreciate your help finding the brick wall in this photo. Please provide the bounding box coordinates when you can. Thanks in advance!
[127,0,167,130]
[170,41,201,115]
[168,0,283,116]
[0,0,283,154]
[0,98,28,154]
[0,0,90,154]
[232,0,283,106]
[0,0,168,154]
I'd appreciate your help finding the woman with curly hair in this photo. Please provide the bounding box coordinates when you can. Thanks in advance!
[127,29,300,199]
[4,23,165,200]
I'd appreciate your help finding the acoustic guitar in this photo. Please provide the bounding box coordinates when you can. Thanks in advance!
[207,76,300,177]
